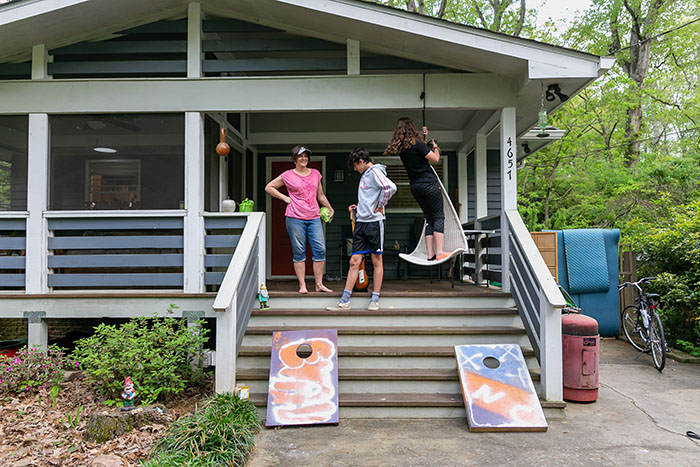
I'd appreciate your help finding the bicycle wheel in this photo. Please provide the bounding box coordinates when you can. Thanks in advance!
[621,305,648,352]
[648,311,667,372]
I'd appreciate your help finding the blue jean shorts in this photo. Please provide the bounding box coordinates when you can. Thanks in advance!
[285,217,326,263]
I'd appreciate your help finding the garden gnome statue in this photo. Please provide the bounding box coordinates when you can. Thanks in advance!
[121,376,136,411]
[258,284,270,310]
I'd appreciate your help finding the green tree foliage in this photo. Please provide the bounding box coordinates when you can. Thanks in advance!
[520,1,700,231]
[627,201,700,352]
[369,0,541,38]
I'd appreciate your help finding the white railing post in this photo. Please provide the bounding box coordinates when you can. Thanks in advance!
[258,213,267,286]
[215,293,237,394]
[539,292,563,401]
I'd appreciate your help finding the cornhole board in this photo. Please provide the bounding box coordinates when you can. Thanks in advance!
[454,344,548,432]
[266,329,339,427]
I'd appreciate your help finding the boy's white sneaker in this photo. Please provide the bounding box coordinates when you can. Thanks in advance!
[326,301,350,311]
[367,301,380,311]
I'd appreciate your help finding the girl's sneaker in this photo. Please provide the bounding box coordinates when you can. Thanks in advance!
[367,301,380,311]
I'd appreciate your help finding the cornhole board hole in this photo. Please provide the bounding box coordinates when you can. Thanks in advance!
[454,344,547,432]
[266,329,339,427]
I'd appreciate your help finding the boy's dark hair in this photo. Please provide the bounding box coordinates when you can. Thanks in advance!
[347,147,372,168]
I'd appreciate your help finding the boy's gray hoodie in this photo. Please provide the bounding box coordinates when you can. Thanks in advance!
[356,164,397,222]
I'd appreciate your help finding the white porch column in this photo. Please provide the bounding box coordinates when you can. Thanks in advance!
[457,148,468,222]
[187,2,202,78]
[475,133,488,220]
[473,133,488,284]
[184,112,205,293]
[25,114,49,294]
[347,39,360,75]
[500,107,517,292]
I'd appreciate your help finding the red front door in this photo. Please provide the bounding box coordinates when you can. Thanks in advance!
[270,160,323,276]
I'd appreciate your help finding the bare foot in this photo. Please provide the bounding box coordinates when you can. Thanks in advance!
[315,284,334,293]
[299,285,309,294]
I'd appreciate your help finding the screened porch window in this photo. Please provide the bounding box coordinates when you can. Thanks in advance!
[0,116,28,211]
[86,160,141,209]
[49,114,184,210]
[375,156,446,212]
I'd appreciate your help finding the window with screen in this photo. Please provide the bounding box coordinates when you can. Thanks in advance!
[375,156,447,211]
[86,160,140,209]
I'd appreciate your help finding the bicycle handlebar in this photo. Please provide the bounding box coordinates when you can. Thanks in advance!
[618,277,658,291]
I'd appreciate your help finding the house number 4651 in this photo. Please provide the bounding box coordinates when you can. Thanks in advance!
[506,136,514,180]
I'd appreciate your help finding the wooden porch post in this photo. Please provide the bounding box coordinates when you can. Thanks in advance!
[500,107,516,292]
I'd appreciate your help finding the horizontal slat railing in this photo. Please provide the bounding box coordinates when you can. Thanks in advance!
[505,210,566,402]
[203,216,246,288]
[0,215,27,290]
[212,212,266,394]
[47,212,184,289]
[462,214,502,284]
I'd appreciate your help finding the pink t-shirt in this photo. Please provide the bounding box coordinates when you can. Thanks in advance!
[281,168,322,220]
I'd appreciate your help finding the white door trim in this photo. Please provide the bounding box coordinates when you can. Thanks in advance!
[265,155,327,279]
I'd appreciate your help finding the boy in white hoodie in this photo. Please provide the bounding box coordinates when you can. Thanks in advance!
[327,147,397,311]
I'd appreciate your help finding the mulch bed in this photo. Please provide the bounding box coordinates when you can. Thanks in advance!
[0,373,212,466]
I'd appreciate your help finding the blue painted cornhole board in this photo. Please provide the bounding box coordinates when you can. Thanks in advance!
[266,329,339,427]
[455,344,547,432]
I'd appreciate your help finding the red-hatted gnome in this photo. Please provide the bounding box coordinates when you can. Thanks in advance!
[121,376,136,411]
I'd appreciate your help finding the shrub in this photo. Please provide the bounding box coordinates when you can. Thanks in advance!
[144,393,261,467]
[627,200,700,352]
[0,345,68,393]
[70,316,208,405]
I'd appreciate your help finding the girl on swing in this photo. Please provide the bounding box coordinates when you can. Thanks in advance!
[384,117,448,262]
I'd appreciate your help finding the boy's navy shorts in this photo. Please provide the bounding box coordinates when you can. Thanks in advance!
[351,220,385,255]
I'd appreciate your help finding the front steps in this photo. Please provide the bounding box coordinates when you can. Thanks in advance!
[237,283,565,420]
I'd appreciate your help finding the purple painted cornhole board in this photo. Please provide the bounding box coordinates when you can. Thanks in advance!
[454,344,548,432]
[266,329,339,427]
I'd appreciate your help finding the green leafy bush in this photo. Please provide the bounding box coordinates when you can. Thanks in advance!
[0,345,69,393]
[143,393,260,466]
[70,316,208,405]
[627,200,700,352]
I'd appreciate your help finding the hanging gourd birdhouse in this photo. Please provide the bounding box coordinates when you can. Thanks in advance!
[216,128,230,156]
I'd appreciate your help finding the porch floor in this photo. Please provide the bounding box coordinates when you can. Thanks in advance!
[266,279,507,297]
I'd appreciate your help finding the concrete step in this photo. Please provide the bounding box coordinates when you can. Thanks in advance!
[237,367,541,394]
[241,325,529,347]
[264,294,515,309]
[249,393,565,420]
[248,308,522,327]
[237,345,539,370]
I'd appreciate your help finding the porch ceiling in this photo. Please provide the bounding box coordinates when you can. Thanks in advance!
[248,109,480,153]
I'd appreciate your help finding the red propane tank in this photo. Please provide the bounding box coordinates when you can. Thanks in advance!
[562,313,599,402]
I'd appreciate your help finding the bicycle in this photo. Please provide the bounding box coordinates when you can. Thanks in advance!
[619,277,667,372]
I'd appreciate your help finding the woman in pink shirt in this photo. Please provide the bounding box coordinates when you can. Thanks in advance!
[265,145,335,294]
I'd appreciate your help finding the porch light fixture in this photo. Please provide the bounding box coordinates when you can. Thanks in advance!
[545,84,569,103]
[93,137,117,153]
[333,169,345,183]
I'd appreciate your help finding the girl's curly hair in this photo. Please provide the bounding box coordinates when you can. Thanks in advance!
[384,117,418,156]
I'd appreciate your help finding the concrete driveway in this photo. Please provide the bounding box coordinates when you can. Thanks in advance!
[249,338,700,466]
